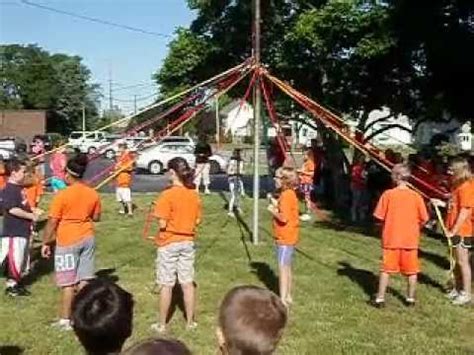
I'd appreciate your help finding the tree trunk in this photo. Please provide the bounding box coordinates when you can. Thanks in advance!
[319,125,351,213]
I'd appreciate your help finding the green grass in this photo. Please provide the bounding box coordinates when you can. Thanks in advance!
[0,194,473,354]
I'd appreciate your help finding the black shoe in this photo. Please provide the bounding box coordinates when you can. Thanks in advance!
[5,285,30,297]
[368,299,385,308]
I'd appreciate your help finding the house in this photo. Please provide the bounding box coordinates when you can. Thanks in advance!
[349,107,472,151]
[220,100,254,138]
[0,109,46,143]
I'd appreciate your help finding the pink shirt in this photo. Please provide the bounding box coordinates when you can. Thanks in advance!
[50,152,67,180]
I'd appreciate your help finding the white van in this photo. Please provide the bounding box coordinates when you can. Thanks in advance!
[68,131,107,153]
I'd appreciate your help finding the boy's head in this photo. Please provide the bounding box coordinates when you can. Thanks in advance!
[449,156,472,187]
[6,159,27,184]
[65,153,89,183]
[71,279,134,355]
[217,285,287,355]
[304,149,314,161]
[123,338,191,355]
[274,167,298,190]
[391,163,411,185]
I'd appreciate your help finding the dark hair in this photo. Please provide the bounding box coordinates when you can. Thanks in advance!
[71,279,134,355]
[168,157,195,189]
[219,285,287,355]
[66,153,89,179]
[123,338,191,355]
[5,159,27,176]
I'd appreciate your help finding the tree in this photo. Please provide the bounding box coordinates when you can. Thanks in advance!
[1,44,101,133]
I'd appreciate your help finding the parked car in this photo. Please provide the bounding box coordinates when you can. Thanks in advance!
[68,131,108,153]
[135,141,226,175]
[158,135,195,146]
[102,136,150,160]
[0,137,27,154]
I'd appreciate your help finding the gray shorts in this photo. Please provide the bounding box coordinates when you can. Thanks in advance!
[55,237,95,287]
[156,241,195,286]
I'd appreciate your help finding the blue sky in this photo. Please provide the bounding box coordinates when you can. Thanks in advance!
[0,0,195,114]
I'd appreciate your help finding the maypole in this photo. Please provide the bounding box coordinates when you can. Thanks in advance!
[252,0,261,245]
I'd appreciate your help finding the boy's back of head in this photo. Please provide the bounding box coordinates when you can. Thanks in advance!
[123,338,191,355]
[218,285,287,355]
[72,279,134,355]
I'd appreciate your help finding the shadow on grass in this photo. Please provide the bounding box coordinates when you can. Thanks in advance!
[166,282,197,324]
[0,346,24,355]
[336,261,404,302]
[250,262,279,294]
[419,249,450,270]
[95,268,119,283]
[23,245,54,287]
[418,272,445,293]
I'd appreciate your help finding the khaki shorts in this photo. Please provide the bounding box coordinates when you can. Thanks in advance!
[156,241,195,286]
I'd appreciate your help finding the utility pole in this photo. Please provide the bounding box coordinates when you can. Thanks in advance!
[82,104,86,132]
[108,65,113,111]
[252,0,261,245]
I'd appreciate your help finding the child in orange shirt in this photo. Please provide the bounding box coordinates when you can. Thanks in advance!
[24,161,44,210]
[115,143,134,216]
[268,167,300,307]
[442,157,473,305]
[372,164,429,307]
[151,157,201,333]
[41,153,102,331]
[297,150,315,222]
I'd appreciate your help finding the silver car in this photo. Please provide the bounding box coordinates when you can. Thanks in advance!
[135,142,227,175]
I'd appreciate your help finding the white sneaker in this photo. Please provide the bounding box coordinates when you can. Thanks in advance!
[299,214,311,222]
[204,189,211,195]
[446,289,459,300]
[452,292,472,306]
[186,321,198,330]
[150,323,166,333]
[51,319,72,331]
[227,211,235,217]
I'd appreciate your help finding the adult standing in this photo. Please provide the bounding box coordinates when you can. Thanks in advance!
[194,136,212,194]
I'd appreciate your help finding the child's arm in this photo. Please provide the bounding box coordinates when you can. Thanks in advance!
[446,207,471,237]
[267,204,287,224]
[41,217,59,258]
[8,207,38,221]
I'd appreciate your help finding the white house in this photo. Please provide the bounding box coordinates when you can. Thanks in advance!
[221,100,254,138]
[349,107,472,151]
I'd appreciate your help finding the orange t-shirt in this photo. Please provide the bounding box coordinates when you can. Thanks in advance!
[117,151,134,171]
[299,159,315,185]
[153,185,201,247]
[49,182,101,247]
[373,186,429,249]
[273,189,300,245]
[446,180,474,237]
[24,175,44,209]
[0,164,6,190]
[116,171,132,188]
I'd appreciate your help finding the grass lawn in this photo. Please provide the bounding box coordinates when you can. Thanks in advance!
[0,193,473,354]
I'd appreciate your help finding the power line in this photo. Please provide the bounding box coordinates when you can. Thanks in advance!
[19,0,172,39]
[113,82,156,92]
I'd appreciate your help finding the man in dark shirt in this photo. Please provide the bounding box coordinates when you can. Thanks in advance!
[194,136,213,194]
[0,159,40,297]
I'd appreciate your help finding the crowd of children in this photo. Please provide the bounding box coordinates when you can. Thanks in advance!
[0,140,472,353]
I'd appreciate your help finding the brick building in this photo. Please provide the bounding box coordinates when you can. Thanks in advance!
[0,110,46,143]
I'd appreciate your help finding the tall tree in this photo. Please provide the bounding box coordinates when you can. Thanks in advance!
[1,44,101,133]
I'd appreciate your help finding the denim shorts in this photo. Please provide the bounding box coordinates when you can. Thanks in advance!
[275,245,295,266]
